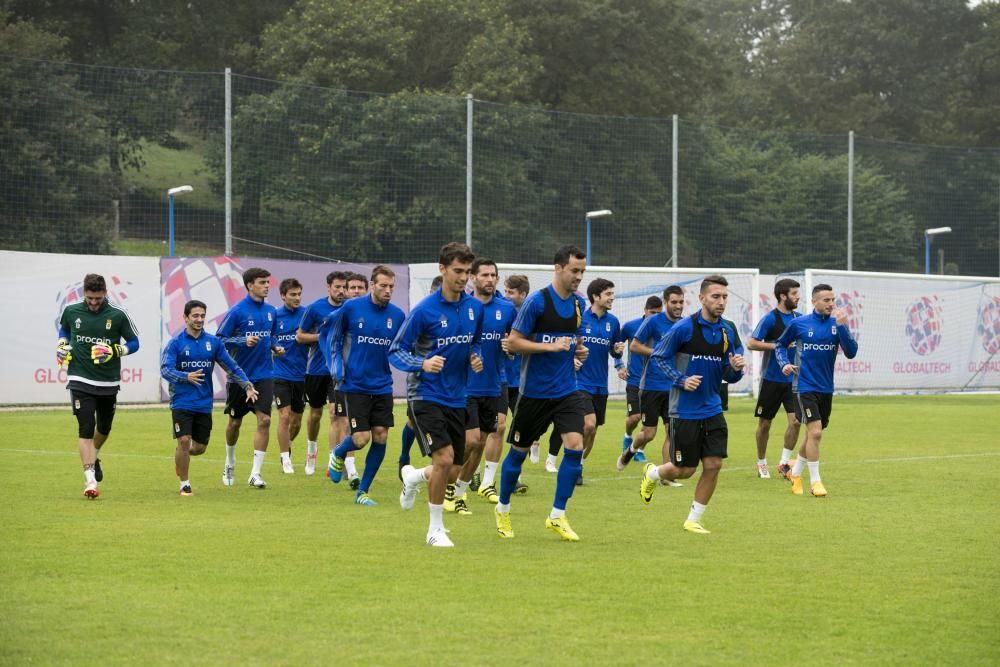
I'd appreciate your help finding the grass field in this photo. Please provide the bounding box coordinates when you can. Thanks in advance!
[2,395,997,666]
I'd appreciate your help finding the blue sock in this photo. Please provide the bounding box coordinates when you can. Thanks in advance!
[399,423,415,465]
[334,435,356,460]
[359,442,386,493]
[623,435,633,451]
[499,448,528,504]
[553,449,583,510]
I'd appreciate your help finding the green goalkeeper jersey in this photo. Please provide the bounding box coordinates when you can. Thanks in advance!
[58,299,139,394]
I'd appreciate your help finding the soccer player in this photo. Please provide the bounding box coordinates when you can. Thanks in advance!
[619,296,663,456]
[273,278,307,474]
[347,272,369,298]
[445,257,515,514]
[56,273,140,498]
[161,300,257,495]
[391,243,484,547]
[638,275,745,534]
[747,278,802,479]
[216,267,283,489]
[296,271,348,477]
[774,283,859,497]
[325,266,406,506]
[619,285,685,471]
[496,245,589,542]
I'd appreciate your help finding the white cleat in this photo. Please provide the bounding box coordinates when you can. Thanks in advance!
[399,482,418,511]
[222,465,235,487]
[529,443,540,464]
[304,453,316,476]
[757,462,771,479]
[544,460,558,473]
[282,459,294,475]
[426,528,454,547]
[247,474,267,489]
[660,478,684,487]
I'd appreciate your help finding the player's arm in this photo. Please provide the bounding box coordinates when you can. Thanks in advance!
[320,307,347,381]
[834,311,859,359]
[774,321,799,374]
[215,308,246,348]
[629,317,656,357]
[747,312,776,351]
[55,322,73,366]
[159,339,189,384]
[651,326,693,389]
[723,324,746,382]
[611,321,625,363]
[296,306,319,345]
[388,310,428,373]
[216,344,252,389]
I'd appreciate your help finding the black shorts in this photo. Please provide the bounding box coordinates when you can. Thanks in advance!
[274,379,306,414]
[507,393,584,447]
[506,386,520,414]
[304,374,336,409]
[332,390,347,419]
[71,389,117,439]
[577,390,609,426]
[344,392,394,433]
[408,400,466,465]
[465,395,500,433]
[719,382,729,411]
[497,384,509,414]
[755,379,796,421]
[795,392,833,429]
[640,389,671,428]
[668,414,728,467]
[626,385,641,416]
[226,379,273,419]
[172,410,213,444]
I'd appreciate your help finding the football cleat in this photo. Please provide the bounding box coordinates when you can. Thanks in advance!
[544,460,558,473]
[470,472,481,492]
[495,508,514,538]
[282,458,294,475]
[810,480,828,497]
[94,458,103,483]
[660,478,683,487]
[222,465,235,487]
[633,449,647,464]
[575,474,584,486]
[443,484,457,512]
[514,481,529,495]
[617,447,637,471]
[329,455,345,483]
[757,462,771,479]
[639,463,658,504]
[529,443,540,464]
[453,496,472,515]
[776,462,793,480]
[83,481,100,499]
[179,484,193,497]
[683,521,710,534]
[304,452,317,476]
[248,474,267,489]
[791,475,803,496]
[355,491,378,507]
[477,483,499,504]
[544,515,580,542]
[399,483,418,511]
[348,475,360,491]
[426,528,454,548]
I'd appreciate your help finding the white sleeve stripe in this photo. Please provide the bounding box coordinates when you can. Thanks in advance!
[108,302,140,338]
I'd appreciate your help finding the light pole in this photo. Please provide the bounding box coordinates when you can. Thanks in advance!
[167,185,194,257]
[924,226,952,274]
[585,209,612,263]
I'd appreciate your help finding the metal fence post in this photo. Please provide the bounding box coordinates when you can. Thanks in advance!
[672,114,678,268]
[225,67,233,256]
[847,130,854,270]
[466,94,473,249]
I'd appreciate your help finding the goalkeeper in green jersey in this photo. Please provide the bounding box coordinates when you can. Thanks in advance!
[56,273,140,499]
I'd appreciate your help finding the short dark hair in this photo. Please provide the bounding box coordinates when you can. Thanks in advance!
[663,285,683,300]
[279,277,302,296]
[83,273,106,292]
[813,283,834,295]
[430,275,443,291]
[554,245,586,267]
[644,296,663,310]
[184,299,206,317]
[700,274,728,293]
[471,257,498,275]
[242,267,270,290]
[439,242,475,267]
[505,274,529,294]
[371,265,395,283]
[348,272,368,289]
[587,278,614,303]
[774,278,800,301]
[326,271,349,286]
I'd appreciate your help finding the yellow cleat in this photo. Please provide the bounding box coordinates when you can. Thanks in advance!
[443,484,457,512]
[477,483,499,504]
[544,515,580,542]
[683,521,710,534]
[791,475,803,496]
[495,508,514,538]
[639,463,657,504]
[810,480,828,497]
[453,495,472,515]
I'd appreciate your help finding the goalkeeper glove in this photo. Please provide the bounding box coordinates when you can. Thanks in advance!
[56,340,73,366]
[91,342,128,365]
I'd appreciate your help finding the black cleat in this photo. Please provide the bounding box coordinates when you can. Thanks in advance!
[94,458,103,483]
[470,472,481,492]
[575,474,584,486]
[514,481,528,495]
[349,477,360,491]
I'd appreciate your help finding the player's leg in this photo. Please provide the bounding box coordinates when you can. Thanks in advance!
[546,396,585,541]
[355,400,392,505]
[90,393,116,483]
[775,386,801,479]
[398,415,416,480]
[72,391,101,497]
[479,411,505,502]
[329,393,362,483]
[544,427,561,472]
[223,382,249,487]
[247,380,273,488]
[622,385,641,452]
[274,381,295,474]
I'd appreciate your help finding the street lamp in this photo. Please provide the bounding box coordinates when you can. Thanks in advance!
[167,185,194,257]
[924,226,952,274]
[585,209,612,263]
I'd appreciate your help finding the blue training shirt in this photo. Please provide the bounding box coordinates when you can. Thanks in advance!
[634,312,681,392]
[161,330,251,413]
[621,315,648,388]
[324,295,406,395]
[774,310,859,394]
[467,294,516,397]
[273,305,307,382]
[389,289,484,409]
[652,313,744,420]
[576,307,624,396]
[751,308,802,383]
[512,285,587,400]
[298,296,341,376]
[215,295,277,383]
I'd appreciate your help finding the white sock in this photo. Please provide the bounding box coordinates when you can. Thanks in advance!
[180,479,189,489]
[807,460,821,482]
[792,457,806,476]
[646,466,662,481]
[757,458,767,466]
[454,480,470,498]
[686,501,707,523]
[549,507,565,519]
[428,503,444,532]
[403,465,429,487]
[251,450,265,475]
[546,453,557,467]
[281,451,291,464]
[85,468,96,484]
[780,448,793,465]
[482,460,499,487]
[496,502,510,513]
[344,456,358,479]
[226,445,236,466]
[307,439,318,455]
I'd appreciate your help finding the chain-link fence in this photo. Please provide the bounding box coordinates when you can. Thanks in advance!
[3,57,999,275]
